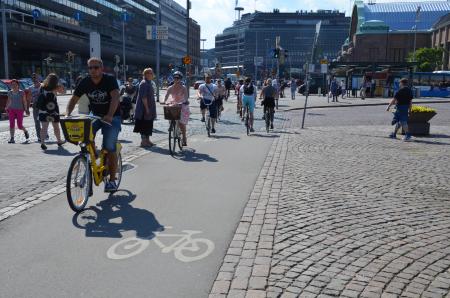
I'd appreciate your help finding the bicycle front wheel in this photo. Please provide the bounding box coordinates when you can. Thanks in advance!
[169,121,175,156]
[115,151,123,190]
[67,154,91,212]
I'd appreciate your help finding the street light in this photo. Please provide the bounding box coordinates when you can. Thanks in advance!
[413,5,421,63]
[120,4,132,83]
[235,6,244,76]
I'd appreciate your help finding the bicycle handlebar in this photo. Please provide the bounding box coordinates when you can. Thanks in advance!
[65,115,112,126]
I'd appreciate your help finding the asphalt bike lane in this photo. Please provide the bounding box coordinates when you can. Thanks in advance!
[0,127,278,297]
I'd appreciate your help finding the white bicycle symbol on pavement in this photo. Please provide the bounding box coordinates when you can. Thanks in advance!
[107,226,215,263]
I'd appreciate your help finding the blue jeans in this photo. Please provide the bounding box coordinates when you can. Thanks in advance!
[92,116,121,152]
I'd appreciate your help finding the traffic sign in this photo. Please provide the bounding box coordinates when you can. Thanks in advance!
[32,9,41,19]
[74,11,82,21]
[122,11,130,22]
[320,59,328,65]
[320,64,328,74]
[146,25,169,40]
[183,56,192,65]
[114,65,120,73]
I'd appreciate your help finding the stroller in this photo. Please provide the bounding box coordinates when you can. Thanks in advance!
[120,95,134,123]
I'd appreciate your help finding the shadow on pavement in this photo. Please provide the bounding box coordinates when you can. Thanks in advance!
[175,148,218,163]
[212,135,240,140]
[72,189,164,239]
[43,146,77,156]
[217,119,241,126]
[250,133,280,138]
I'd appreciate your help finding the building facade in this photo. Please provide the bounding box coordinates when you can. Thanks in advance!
[215,10,350,78]
[0,0,200,80]
[338,1,450,64]
[432,13,450,70]
[188,17,200,75]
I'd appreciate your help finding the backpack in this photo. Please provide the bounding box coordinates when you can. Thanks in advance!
[243,85,254,95]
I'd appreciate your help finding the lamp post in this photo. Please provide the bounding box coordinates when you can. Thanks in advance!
[120,5,131,83]
[235,6,244,77]
[413,5,421,63]
[1,0,9,78]
[200,38,206,74]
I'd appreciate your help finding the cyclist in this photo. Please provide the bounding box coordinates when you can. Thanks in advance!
[66,57,121,192]
[197,73,218,134]
[239,77,257,132]
[271,78,280,109]
[224,77,232,100]
[164,71,190,146]
[215,79,226,118]
[260,79,276,129]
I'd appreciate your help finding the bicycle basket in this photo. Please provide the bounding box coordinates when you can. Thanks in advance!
[163,105,182,120]
[60,118,94,145]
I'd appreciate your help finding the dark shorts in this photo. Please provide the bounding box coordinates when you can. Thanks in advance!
[262,97,276,108]
[393,105,409,124]
[92,115,121,152]
[200,99,218,118]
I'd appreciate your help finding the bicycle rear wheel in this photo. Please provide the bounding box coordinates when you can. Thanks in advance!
[67,154,91,212]
[169,121,175,156]
[245,108,250,135]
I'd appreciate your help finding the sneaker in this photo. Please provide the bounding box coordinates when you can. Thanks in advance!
[8,138,15,144]
[402,135,412,142]
[201,117,205,122]
[104,180,118,193]
[389,133,396,139]
[270,124,274,129]
[211,128,216,134]
[41,143,47,150]
[24,130,29,140]
[250,128,255,132]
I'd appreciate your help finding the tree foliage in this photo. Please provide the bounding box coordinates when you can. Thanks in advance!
[407,47,444,72]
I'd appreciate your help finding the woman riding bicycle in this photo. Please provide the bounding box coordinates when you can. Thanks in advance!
[163,71,189,146]
[239,77,257,132]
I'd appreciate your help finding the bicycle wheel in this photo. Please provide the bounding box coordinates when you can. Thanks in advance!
[245,108,250,136]
[205,112,211,137]
[173,238,215,263]
[176,123,183,151]
[67,154,91,212]
[168,121,175,156]
[115,150,123,190]
[171,122,177,154]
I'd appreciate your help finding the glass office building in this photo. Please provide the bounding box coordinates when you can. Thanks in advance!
[215,10,350,77]
[0,0,198,79]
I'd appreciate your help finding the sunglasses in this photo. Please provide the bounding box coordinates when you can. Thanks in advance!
[174,76,181,79]
[88,65,101,70]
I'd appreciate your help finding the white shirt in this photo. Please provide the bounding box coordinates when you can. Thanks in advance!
[198,83,217,101]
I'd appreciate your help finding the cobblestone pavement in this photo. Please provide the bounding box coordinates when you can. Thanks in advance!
[210,107,450,297]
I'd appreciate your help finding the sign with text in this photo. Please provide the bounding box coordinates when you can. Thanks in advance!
[146,25,169,40]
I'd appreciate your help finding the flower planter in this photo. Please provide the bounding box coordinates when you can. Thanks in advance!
[406,111,436,136]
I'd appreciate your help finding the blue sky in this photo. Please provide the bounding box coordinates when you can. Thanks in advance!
[174,0,441,49]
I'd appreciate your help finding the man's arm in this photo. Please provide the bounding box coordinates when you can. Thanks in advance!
[386,97,396,111]
[66,95,80,116]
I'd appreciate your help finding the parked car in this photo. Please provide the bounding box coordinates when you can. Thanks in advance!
[194,80,205,90]
[0,80,9,113]
[2,79,32,108]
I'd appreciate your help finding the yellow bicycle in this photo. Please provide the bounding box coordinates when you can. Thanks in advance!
[60,115,123,212]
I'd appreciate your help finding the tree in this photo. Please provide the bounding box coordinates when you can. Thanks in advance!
[407,47,444,72]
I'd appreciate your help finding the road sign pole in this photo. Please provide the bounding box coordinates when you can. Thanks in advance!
[122,16,126,83]
[1,1,9,78]
[156,9,161,102]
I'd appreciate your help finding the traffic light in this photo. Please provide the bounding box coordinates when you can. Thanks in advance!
[284,49,288,58]
[273,48,280,58]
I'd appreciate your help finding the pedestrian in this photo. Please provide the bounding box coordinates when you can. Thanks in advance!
[340,80,346,99]
[6,79,30,143]
[290,78,297,100]
[37,73,64,150]
[330,77,339,102]
[27,73,42,141]
[164,71,190,146]
[224,77,232,100]
[386,78,413,141]
[272,78,280,109]
[216,79,226,118]
[133,68,157,147]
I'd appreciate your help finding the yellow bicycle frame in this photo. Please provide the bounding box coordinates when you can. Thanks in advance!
[86,142,122,186]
